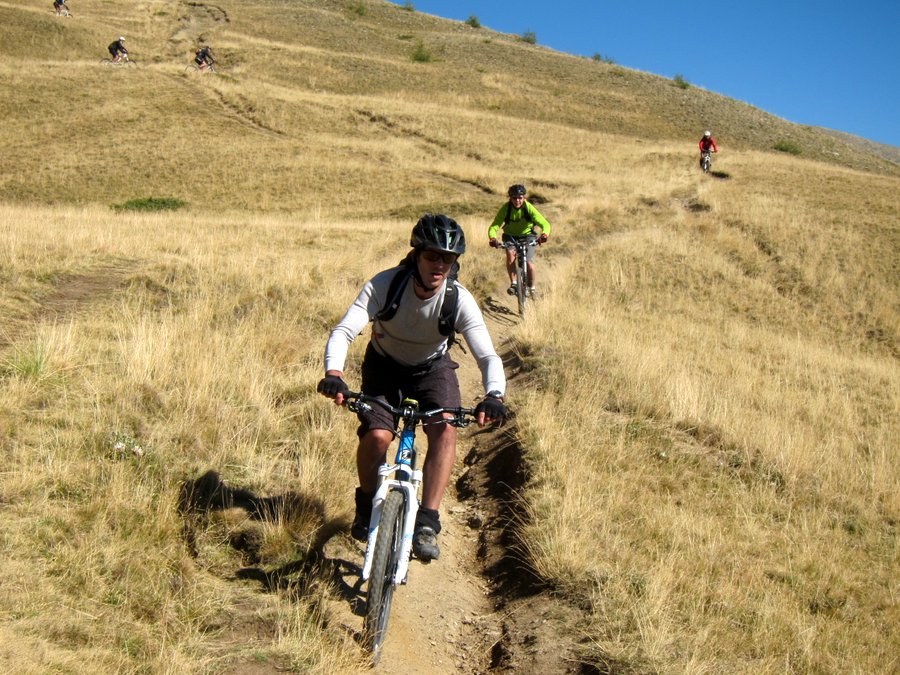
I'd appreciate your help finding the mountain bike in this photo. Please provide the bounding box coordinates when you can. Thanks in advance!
[100,55,135,67]
[700,150,713,173]
[185,62,217,74]
[343,392,477,663]
[502,236,538,317]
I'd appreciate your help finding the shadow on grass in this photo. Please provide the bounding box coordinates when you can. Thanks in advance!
[178,470,363,610]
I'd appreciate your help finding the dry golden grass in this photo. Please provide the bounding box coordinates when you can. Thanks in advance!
[0,206,418,671]
[1,1,898,673]
[509,153,898,671]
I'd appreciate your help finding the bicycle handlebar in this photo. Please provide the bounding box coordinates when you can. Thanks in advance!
[343,391,477,426]
[501,237,539,250]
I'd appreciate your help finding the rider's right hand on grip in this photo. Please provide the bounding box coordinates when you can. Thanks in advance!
[489,239,500,248]
[317,374,349,398]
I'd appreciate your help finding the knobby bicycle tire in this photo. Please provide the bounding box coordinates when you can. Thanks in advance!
[516,258,528,316]
[364,489,405,662]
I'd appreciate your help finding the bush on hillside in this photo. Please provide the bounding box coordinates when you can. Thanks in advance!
[673,73,691,89]
[402,1,414,10]
[592,53,616,64]
[520,31,537,44]
[113,197,187,212]
[410,41,433,63]
[465,15,481,29]
[774,140,802,155]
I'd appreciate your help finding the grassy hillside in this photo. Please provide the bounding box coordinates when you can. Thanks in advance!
[1,0,897,217]
[1,1,898,673]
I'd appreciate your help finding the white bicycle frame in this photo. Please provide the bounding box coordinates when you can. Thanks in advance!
[361,430,423,585]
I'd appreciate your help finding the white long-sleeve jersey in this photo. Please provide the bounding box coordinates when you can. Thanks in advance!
[324,266,506,397]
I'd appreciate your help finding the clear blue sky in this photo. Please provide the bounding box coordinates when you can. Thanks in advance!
[404,1,900,148]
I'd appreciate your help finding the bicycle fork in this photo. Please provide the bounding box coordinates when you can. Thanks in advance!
[361,429,422,585]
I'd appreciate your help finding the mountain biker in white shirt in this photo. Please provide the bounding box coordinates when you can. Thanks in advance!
[317,215,507,561]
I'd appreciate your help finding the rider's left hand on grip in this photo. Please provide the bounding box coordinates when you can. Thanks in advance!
[474,396,506,423]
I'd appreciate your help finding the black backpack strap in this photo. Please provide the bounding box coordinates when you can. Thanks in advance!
[438,280,459,336]
[375,266,466,353]
[374,267,413,323]
[503,201,534,226]
[439,280,466,353]
[522,201,534,224]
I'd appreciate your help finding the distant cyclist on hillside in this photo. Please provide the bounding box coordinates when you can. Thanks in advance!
[108,36,128,62]
[53,0,70,15]
[488,184,551,297]
[194,45,216,71]
[699,130,718,168]
[317,214,507,562]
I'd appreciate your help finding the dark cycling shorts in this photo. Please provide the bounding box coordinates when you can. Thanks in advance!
[502,234,537,262]
[356,342,460,438]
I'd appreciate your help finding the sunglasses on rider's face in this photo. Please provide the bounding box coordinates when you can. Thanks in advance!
[420,250,458,265]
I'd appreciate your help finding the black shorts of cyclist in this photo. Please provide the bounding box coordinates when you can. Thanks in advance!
[501,233,537,263]
[356,343,461,438]
[109,46,118,57]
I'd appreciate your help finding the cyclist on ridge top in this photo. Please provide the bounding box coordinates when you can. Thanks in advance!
[489,184,551,297]
[317,214,507,562]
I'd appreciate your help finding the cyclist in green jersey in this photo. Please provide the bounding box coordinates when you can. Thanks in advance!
[488,184,551,297]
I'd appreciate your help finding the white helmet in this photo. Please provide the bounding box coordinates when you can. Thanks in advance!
[119,36,126,41]
[704,130,711,137]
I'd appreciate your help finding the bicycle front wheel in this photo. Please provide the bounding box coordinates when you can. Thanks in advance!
[516,259,528,316]
[364,489,405,662]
